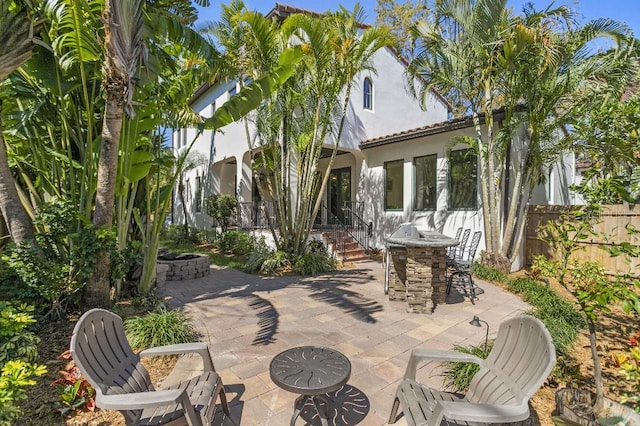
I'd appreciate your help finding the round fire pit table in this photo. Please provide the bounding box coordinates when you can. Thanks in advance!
[270,346,351,426]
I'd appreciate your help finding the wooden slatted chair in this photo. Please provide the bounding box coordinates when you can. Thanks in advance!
[389,315,556,426]
[70,308,229,426]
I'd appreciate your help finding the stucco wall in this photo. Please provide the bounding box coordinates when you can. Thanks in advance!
[360,128,485,256]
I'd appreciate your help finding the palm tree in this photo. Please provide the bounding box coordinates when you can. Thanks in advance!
[497,6,636,266]
[210,2,393,256]
[0,0,37,245]
[407,0,635,269]
[85,0,146,307]
[408,0,510,263]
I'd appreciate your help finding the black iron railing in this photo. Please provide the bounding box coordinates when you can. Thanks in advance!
[341,202,372,252]
[236,200,372,258]
[237,201,275,230]
[317,202,347,260]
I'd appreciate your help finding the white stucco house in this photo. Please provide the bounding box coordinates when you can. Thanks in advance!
[171,3,579,262]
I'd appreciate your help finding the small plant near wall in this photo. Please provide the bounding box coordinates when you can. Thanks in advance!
[51,350,95,415]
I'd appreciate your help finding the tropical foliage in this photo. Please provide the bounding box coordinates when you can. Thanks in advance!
[0,302,46,424]
[571,95,640,204]
[407,0,637,270]
[207,0,393,257]
[0,0,300,311]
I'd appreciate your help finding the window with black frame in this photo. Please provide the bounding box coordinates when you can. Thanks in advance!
[414,154,437,211]
[448,148,477,210]
[195,175,202,212]
[385,159,403,211]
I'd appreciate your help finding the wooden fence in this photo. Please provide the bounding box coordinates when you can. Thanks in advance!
[526,205,640,276]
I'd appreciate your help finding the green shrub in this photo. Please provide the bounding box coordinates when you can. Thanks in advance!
[205,194,237,232]
[243,236,272,273]
[293,251,336,276]
[261,250,291,274]
[217,230,254,256]
[0,199,132,317]
[442,340,493,392]
[507,278,584,353]
[0,303,39,364]
[0,303,46,424]
[472,262,507,282]
[195,229,218,244]
[1,360,47,424]
[124,307,199,350]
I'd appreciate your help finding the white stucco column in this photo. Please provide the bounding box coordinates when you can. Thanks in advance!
[237,152,252,203]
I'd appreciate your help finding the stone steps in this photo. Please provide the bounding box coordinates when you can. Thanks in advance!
[323,232,369,262]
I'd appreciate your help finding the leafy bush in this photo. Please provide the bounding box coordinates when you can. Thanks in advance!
[0,199,132,317]
[442,340,493,392]
[124,307,199,350]
[51,350,95,414]
[293,251,336,276]
[1,360,47,424]
[217,230,254,256]
[195,229,218,244]
[162,224,201,244]
[507,278,584,353]
[0,303,46,424]
[261,251,291,274]
[205,194,237,232]
[472,262,507,282]
[0,303,39,364]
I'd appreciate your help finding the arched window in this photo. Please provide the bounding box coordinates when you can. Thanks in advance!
[363,77,373,111]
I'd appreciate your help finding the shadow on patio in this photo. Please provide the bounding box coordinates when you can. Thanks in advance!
[159,260,530,425]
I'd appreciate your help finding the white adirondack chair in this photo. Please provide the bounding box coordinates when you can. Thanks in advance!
[70,308,229,426]
[389,315,556,426]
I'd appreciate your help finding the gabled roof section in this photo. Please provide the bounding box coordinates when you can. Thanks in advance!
[188,2,452,113]
[266,3,322,20]
[360,109,506,149]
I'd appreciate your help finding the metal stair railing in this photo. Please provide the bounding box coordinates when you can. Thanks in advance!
[341,202,372,252]
[237,201,275,230]
[317,202,347,261]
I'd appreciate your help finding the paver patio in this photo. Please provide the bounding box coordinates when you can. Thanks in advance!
[158,260,530,426]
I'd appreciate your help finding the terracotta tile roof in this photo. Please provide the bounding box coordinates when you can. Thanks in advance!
[360,109,506,149]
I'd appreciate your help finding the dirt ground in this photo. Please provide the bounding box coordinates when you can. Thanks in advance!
[20,287,638,425]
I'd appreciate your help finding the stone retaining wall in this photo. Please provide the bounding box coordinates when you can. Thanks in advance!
[157,254,210,281]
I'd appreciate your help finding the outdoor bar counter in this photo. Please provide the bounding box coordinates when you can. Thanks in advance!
[385,225,458,314]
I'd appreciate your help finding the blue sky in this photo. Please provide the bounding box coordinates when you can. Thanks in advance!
[195,1,640,37]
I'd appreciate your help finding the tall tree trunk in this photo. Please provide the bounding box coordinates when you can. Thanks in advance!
[86,91,124,307]
[178,179,189,238]
[0,101,36,245]
[588,318,605,413]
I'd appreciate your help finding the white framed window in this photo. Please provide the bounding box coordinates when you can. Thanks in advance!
[363,77,373,111]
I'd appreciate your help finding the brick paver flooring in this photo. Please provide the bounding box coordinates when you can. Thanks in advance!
[158,261,529,426]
